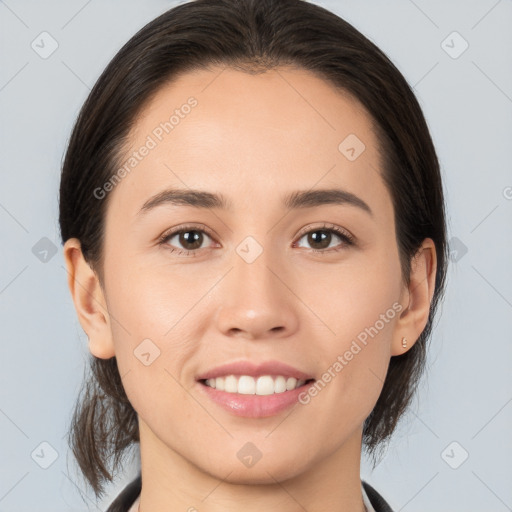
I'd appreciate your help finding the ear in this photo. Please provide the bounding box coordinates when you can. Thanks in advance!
[63,238,115,359]
[391,238,437,356]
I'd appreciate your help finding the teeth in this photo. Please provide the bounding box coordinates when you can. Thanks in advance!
[225,375,237,393]
[275,376,287,393]
[286,377,297,391]
[256,375,274,395]
[204,375,308,395]
[215,377,224,391]
[238,375,256,395]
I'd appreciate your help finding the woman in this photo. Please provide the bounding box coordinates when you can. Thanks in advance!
[59,0,447,510]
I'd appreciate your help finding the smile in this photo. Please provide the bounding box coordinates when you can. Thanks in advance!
[202,375,313,395]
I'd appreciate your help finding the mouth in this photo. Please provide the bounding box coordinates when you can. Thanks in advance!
[195,360,316,417]
[199,375,315,395]
[199,375,315,396]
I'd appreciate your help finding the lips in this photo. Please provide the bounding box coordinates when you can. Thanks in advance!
[196,361,316,417]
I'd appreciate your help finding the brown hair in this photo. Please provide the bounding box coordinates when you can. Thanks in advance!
[59,0,448,498]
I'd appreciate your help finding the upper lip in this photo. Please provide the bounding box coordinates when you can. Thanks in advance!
[196,360,315,381]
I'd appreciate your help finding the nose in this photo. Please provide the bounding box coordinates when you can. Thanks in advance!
[214,246,299,341]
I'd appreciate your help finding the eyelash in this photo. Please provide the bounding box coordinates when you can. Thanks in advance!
[157,223,355,256]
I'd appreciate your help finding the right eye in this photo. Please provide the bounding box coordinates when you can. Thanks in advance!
[158,224,218,256]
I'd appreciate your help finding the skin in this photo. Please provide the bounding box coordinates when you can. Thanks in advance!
[64,66,437,512]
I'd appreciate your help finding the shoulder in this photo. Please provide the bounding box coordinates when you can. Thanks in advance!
[106,474,142,512]
[362,480,394,512]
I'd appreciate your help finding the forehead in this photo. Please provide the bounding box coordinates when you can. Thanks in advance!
[110,65,388,217]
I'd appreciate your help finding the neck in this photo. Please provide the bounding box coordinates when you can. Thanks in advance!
[137,420,367,512]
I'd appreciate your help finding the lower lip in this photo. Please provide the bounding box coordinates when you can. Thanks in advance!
[197,381,314,418]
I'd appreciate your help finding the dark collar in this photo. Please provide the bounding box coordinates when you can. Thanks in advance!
[106,475,141,512]
[362,480,394,511]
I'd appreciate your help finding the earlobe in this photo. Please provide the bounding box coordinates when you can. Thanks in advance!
[63,238,115,359]
[391,238,437,356]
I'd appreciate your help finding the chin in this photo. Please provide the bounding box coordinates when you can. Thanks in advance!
[197,450,312,485]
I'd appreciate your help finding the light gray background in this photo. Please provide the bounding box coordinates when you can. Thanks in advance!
[1,0,511,511]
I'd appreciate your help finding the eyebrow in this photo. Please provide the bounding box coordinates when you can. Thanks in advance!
[138,187,373,216]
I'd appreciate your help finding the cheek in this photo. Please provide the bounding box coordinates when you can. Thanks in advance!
[299,246,402,350]
[105,253,202,345]
[103,261,204,415]
[296,247,401,418]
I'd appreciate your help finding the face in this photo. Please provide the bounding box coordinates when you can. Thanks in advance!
[98,66,408,483]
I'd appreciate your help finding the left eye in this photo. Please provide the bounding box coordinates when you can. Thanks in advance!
[294,227,353,252]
